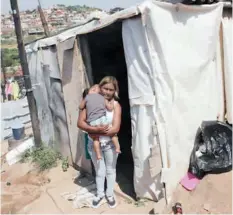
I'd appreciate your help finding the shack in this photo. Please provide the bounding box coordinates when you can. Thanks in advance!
[25,0,232,204]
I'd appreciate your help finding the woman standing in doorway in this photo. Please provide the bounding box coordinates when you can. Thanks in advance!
[77,76,122,209]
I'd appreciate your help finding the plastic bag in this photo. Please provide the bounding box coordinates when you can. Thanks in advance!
[188,121,232,179]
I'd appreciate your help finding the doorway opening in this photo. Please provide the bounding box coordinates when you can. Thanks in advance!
[80,21,135,198]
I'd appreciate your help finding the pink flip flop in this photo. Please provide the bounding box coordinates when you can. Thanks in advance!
[180,172,200,191]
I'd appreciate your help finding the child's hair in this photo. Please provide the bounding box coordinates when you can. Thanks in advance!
[82,88,89,99]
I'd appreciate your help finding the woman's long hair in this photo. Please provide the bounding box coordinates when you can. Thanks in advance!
[99,76,119,100]
[82,88,89,99]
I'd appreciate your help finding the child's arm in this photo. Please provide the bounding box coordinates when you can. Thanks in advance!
[105,99,114,111]
[79,99,87,111]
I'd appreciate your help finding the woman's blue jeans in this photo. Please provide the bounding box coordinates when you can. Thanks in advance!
[88,141,118,198]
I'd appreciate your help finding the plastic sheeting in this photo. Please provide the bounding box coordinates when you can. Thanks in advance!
[25,6,139,53]
[189,121,232,179]
[122,17,155,106]
[1,98,30,140]
[123,17,163,201]
[61,182,108,209]
[26,38,91,169]
[25,0,227,203]
[222,17,232,123]
[131,105,163,201]
[27,49,54,145]
[123,1,223,202]
[57,39,92,172]
[27,47,70,157]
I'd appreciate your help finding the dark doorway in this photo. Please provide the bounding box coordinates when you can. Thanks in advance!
[80,21,135,198]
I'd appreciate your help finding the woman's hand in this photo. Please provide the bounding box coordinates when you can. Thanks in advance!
[77,101,121,137]
[77,109,110,134]
[90,125,110,135]
[94,125,110,134]
[105,102,121,136]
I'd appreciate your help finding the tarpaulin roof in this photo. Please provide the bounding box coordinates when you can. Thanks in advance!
[25,6,140,53]
[25,0,231,53]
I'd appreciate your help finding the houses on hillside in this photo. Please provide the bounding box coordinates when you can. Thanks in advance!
[1,5,108,40]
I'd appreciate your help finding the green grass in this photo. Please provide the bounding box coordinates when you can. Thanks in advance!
[21,144,62,171]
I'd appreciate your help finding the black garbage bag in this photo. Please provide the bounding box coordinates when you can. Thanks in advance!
[188,121,232,179]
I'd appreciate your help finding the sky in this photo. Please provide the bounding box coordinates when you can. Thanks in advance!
[1,0,143,14]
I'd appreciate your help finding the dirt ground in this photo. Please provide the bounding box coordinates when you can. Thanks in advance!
[1,139,232,214]
[1,138,155,214]
[163,171,232,214]
[0,162,156,214]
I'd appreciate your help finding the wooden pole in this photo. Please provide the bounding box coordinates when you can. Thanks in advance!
[38,0,50,37]
[10,0,42,147]
[1,51,7,84]
[1,52,7,102]
[219,22,227,121]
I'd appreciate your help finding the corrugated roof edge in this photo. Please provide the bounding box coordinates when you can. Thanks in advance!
[25,5,140,53]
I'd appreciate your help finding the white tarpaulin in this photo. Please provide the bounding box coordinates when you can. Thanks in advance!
[25,6,139,53]
[122,17,155,106]
[123,17,163,201]
[123,1,223,202]
[130,105,163,201]
[222,17,232,123]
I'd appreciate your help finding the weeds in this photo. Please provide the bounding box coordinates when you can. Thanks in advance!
[62,157,69,172]
[134,198,148,207]
[21,144,62,171]
[124,198,148,207]
[124,199,133,204]
[21,148,32,163]
[134,200,146,207]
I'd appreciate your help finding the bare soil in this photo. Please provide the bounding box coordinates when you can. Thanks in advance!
[1,138,232,214]
[163,171,232,214]
[1,163,48,214]
[1,160,154,214]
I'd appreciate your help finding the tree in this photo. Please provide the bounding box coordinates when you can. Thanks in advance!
[67,6,77,11]
[1,48,20,68]
[57,4,65,7]
[25,10,32,14]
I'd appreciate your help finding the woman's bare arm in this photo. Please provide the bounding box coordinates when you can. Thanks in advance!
[105,102,122,136]
[79,99,86,110]
[77,109,108,134]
